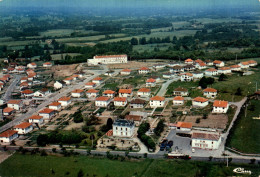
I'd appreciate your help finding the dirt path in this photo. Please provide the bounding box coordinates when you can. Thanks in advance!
[0,151,14,164]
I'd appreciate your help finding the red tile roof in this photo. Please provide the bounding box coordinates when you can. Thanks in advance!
[85,82,95,86]
[185,58,193,62]
[219,67,231,70]
[192,132,220,141]
[213,100,228,108]
[103,90,115,94]
[58,97,71,102]
[96,96,110,101]
[206,68,217,72]
[173,96,184,101]
[3,107,15,113]
[72,89,84,93]
[93,77,102,81]
[21,89,34,94]
[241,61,249,65]
[203,88,217,93]
[64,77,73,81]
[39,108,55,114]
[119,89,132,94]
[213,60,223,64]
[29,62,37,66]
[29,115,43,120]
[7,100,22,105]
[43,62,52,65]
[150,96,165,101]
[146,78,156,83]
[14,122,32,129]
[176,122,192,129]
[138,88,151,92]
[193,97,208,103]
[125,115,142,121]
[0,130,18,138]
[86,89,99,93]
[230,65,241,68]
[49,102,61,107]
[247,60,257,64]
[121,69,131,72]
[114,97,127,102]
[139,67,149,70]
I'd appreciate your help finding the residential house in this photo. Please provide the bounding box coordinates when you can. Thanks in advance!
[21,89,34,98]
[130,99,146,108]
[184,64,195,71]
[173,87,188,96]
[153,64,165,70]
[230,65,241,71]
[173,96,184,106]
[185,58,194,64]
[86,89,99,98]
[20,82,29,90]
[3,107,15,116]
[34,88,50,97]
[212,100,229,113]
[163,72,173,79]
[176,122,192,131]
[137,88,151,97]
[92,77,103,84]
[39,108,56,119]
[150,96,165,108]
[203,88,217,99]
[28,115,44,125]
[95,96,111,107]
[239,61,250,69]
[27,62,37,69]
[196,62,207,70]
[43,62,52,67]
[170,65,184,73]
[218,67,232,74]
[180,73,193,82]
[7,100,23,110]
[63,77,73,85]
[0,130,18,144]
[58,97,72,107]
[49,102,62,110]
[193,72,204,79]
[14,122,33,135]
[247,60,257,67]
[120,69,131,75]
[191,132,221,150]
[138,67,150,74]
[146,78,156,87]
[54,80,66,90]
[114,97,127,107]
[103,90,116,98]
[119,89,132,98]
[71,89,84,98]
[74,71,85,79]
[113,119,135,137]
[205,60,213,66]
[205,68,218,76]
[85,82,96,89]
[192,97,209,107]
[213,60,225,67]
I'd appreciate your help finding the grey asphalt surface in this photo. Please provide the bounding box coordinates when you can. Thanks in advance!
[2,75,21,101]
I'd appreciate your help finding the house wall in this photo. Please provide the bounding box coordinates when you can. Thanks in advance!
[137,92,150,97]
[7,104,20,111]
[14,126,33,134]
[192,138,221,150]
[29,118,44,125]
[173,100,184,105]
[192,101,208,107]
[203,92,217,98]
[150,100,165,108]
[213,105,229,113]
[95,100,110,107]
[0,133,18,144]
[114,101,127,107]
[113,125,134,137]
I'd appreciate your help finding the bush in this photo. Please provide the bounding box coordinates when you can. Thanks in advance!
[154,119,165,136]
[196,118,201,123]
[52,148,57,153]
[37,134,49,146]
[40,150,47,156]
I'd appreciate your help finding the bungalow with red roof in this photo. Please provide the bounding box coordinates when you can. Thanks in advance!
[86,89,99,98]
[74,71,85,78]
[137,88,151,97]
[21,89,34,98]
[173,87,188,96]
[205,60,213,66]
[39,108,56,119]
[192,97,209,107]
[43,62,52,67]
[20,82,29,89]
[27,62,37,69]
[103,90,116,98]
[14,122,33,134]
[180,73,193,82]
[71,89,84,98]
[230,65,241,71]
[34,88,50,97]
[213,60,224,67]
[120,69,131,75]
[138,67,150,74]
[185,58,194,64]
[218,67,231,74]
[0,130,18,144]
[239,61,250,69]
[49,102,62,110]
[203,88,217,99]
[176,122,192,131]
[196,62,207,70]
[85,82,96,89]
[212,100,229,113]
[205,68,218,76]
[170,65,184,73]
[130,99,146,108]
[192,131,221,150]
[150,96,165,108]
[63,77,73,85]
[173,96,184,106]
[20,77,28,84]
[58,97,72,107]
[7,100,23,110]
[3,107,15,116]
[247,60,257,67]
[114,97,127,107]
[146,78,156,87]
[92,77,103,84]
[119,89,132,98]
[28,115,44,125]
[71,74,79,80]
[0,77,8,84]
[95,96,111,107]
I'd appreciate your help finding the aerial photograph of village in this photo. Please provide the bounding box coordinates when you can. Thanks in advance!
[0,0,259,176]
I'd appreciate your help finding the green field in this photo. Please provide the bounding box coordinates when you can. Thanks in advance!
[50,53,82,60]
[166,81,198,96]
[227,99,260,154]
[0,153,260,177]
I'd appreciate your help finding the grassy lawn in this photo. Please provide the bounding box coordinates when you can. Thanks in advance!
[166,81,198,96]
[1,153,260,177]
[226,99,260,154]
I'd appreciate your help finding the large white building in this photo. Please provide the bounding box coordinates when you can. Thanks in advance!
[113,119,135,137]
[192,132,221,150]
[88,55,128,65]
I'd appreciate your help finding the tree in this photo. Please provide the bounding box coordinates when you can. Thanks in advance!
[73,110,84,123]
[139,37,147,45]
[235,87,242,96]
[218,74,227,81]
[37,134,49,146]
[195,118,200,124]
[106,118,113,130]
[77,169,84,177]
[130,38,138,45]
[154,119,165,136]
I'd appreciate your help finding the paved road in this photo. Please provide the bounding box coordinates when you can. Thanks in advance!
[156,79,176,96]
[2,75,21,102]
[0,66,108,133]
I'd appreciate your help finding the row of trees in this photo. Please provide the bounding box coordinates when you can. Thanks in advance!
[137,122,155,151]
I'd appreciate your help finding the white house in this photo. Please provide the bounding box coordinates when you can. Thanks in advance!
[184,64,195,71]
[185,58,194,64]
[137,88,151,97]
[138,67,150,74]
[113,119,135,137]
[34,88,50,97]
[63,77,73,85]
[3,107,15,116]
[85,82,96,89]
[20,77,28,83]
[163,72,173,79]
[39,108,56,119]
[213,60,225,67]
[43,62,52,67]
[176,122,192,131]
[119,89,132,98]
[103,90,116,98]
[130,99,146,108]
[0,130,19,144]
[173,96,184,106]
[58,97,72,107]
[203,88,217,99]
[27,62,37,69]
[71,89,84,98]
[120,69,131,75]
[92,77,103,85]
[218,67,231,74]
[170,65,184,73]
[192,132,221,150]
[153,64,165,70]
[193,72,204,79]
[7,100,23,110]
[239,61,250,69]
[205,60,214,66]
[14,122,33,135]
[88,54,127,65]
[49,102,62,110]
[95,96,111,107]
[212,100,229,113]
[248,60,257,67]
[230,65,241,71]
[192,97,209,107]
[150,96,165,108]
[86,89,99,98]
[114,97,127,107]
[28,115,44,125]
[196,62,207,70]
[146,78,156,87]
[173,87,188,96]
[205,68,218,76]
[180,73,193,82]
[54,81,66,90]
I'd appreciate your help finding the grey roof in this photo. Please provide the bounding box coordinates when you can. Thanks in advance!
[113,119,134,127]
